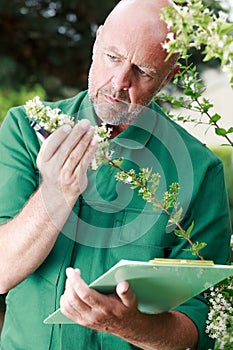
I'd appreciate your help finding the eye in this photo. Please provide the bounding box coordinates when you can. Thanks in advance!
[137,67,148,76]
[106,53,119,62]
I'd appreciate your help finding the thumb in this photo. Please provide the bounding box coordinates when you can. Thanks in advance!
[116,281,137,308]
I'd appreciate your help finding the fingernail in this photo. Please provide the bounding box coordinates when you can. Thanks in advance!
[62,124,72,133]
[91,135,99,146]
[66,267,74,278]
[118,281,129,294]
[79,119,90,129]
[87,126,95,135]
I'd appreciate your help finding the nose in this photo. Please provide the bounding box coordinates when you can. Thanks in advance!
[112,64,131,91]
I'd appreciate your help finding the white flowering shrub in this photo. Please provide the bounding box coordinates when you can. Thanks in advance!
[158,0,233,145]
[160,0,233,85]
[160,1,233,347]
[206,276,233,349]
[90,123,113,170]
[24,96,75,132]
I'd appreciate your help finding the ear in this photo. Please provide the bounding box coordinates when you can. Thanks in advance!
[159,63,180,91]
[92,25,103,58]
[96,25,103,37]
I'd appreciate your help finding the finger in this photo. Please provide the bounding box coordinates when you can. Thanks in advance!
[63,127,96,174]
[54,121,95,173]
[66,268,103,309]
[36,132,47,143]
[61,271,91,315]
[60,293,85,322]
[116,281,137,308]
[58,119,93,163]
[72,135,98,179]
[38,119,91,167]
[37,124,72,167]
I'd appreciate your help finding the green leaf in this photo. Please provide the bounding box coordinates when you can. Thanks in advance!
[186,221,195,238]
[227,127,233,134]
[131,183,140,189]
[196,242,207,251]
[184,88,194,97]
[173,100,183,108]
[210,113,221,123]
[215,127,227,136]
[183,241,207,256]
[172,207,183,223]
[174,229,185,238]
[219,22,233,35]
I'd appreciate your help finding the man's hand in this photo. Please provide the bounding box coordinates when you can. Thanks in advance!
[0,120,99,293]
[37,119,98,209]
[60,267,139,333]
[60,268,199,350]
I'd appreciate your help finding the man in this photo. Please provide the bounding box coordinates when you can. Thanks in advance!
[0,0,231,349]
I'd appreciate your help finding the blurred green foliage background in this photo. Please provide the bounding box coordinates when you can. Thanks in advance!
[0,0,229,122]
[0,0,232,228]
[212,147,233,234]
[0,0,120,121]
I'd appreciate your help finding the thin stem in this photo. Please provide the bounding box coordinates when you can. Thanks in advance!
[195,99,233,147]
[109,159,205,260]
[174,62,233,147]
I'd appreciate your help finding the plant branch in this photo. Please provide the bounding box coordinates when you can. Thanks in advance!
[195,99,233,146]
[109,159,205,260]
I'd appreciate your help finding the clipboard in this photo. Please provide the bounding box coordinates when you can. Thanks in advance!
[44,259,233,324]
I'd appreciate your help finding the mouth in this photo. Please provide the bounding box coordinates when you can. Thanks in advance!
[104,94,122,104]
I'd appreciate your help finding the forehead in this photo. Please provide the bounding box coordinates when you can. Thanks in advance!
[99,4,169,68]
[100,25,168,72]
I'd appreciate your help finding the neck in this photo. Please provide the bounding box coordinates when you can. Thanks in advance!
[107,123,130,138]
[95,116,130,138]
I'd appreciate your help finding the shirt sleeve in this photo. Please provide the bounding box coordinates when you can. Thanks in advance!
[0,107,40,223]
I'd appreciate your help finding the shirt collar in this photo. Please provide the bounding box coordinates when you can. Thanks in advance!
[112,106,158,149]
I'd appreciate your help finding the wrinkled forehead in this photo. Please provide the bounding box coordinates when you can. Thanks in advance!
[99,5,170,64]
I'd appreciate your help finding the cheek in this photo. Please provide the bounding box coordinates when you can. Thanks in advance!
[130,85,157,106]
[90,61,113,90]
[128,90,140,105]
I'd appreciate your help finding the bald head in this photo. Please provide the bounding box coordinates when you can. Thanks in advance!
[114,0,174,12]
[101,0,175,57]
[113,0,174,14]
[88,0,179,126]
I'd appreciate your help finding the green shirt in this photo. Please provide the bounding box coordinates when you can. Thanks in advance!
[0,91,231,350]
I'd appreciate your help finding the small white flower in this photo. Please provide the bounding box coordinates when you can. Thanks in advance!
[90,157,98,171]
[125,176,133,184]
[24,96,75,132]
[167,32,175,41]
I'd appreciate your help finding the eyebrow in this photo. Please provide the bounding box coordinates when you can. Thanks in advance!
[103,46,158,77]
[138,63,158,78]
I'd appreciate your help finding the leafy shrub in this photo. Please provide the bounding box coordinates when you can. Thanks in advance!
[212,147,233,232]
